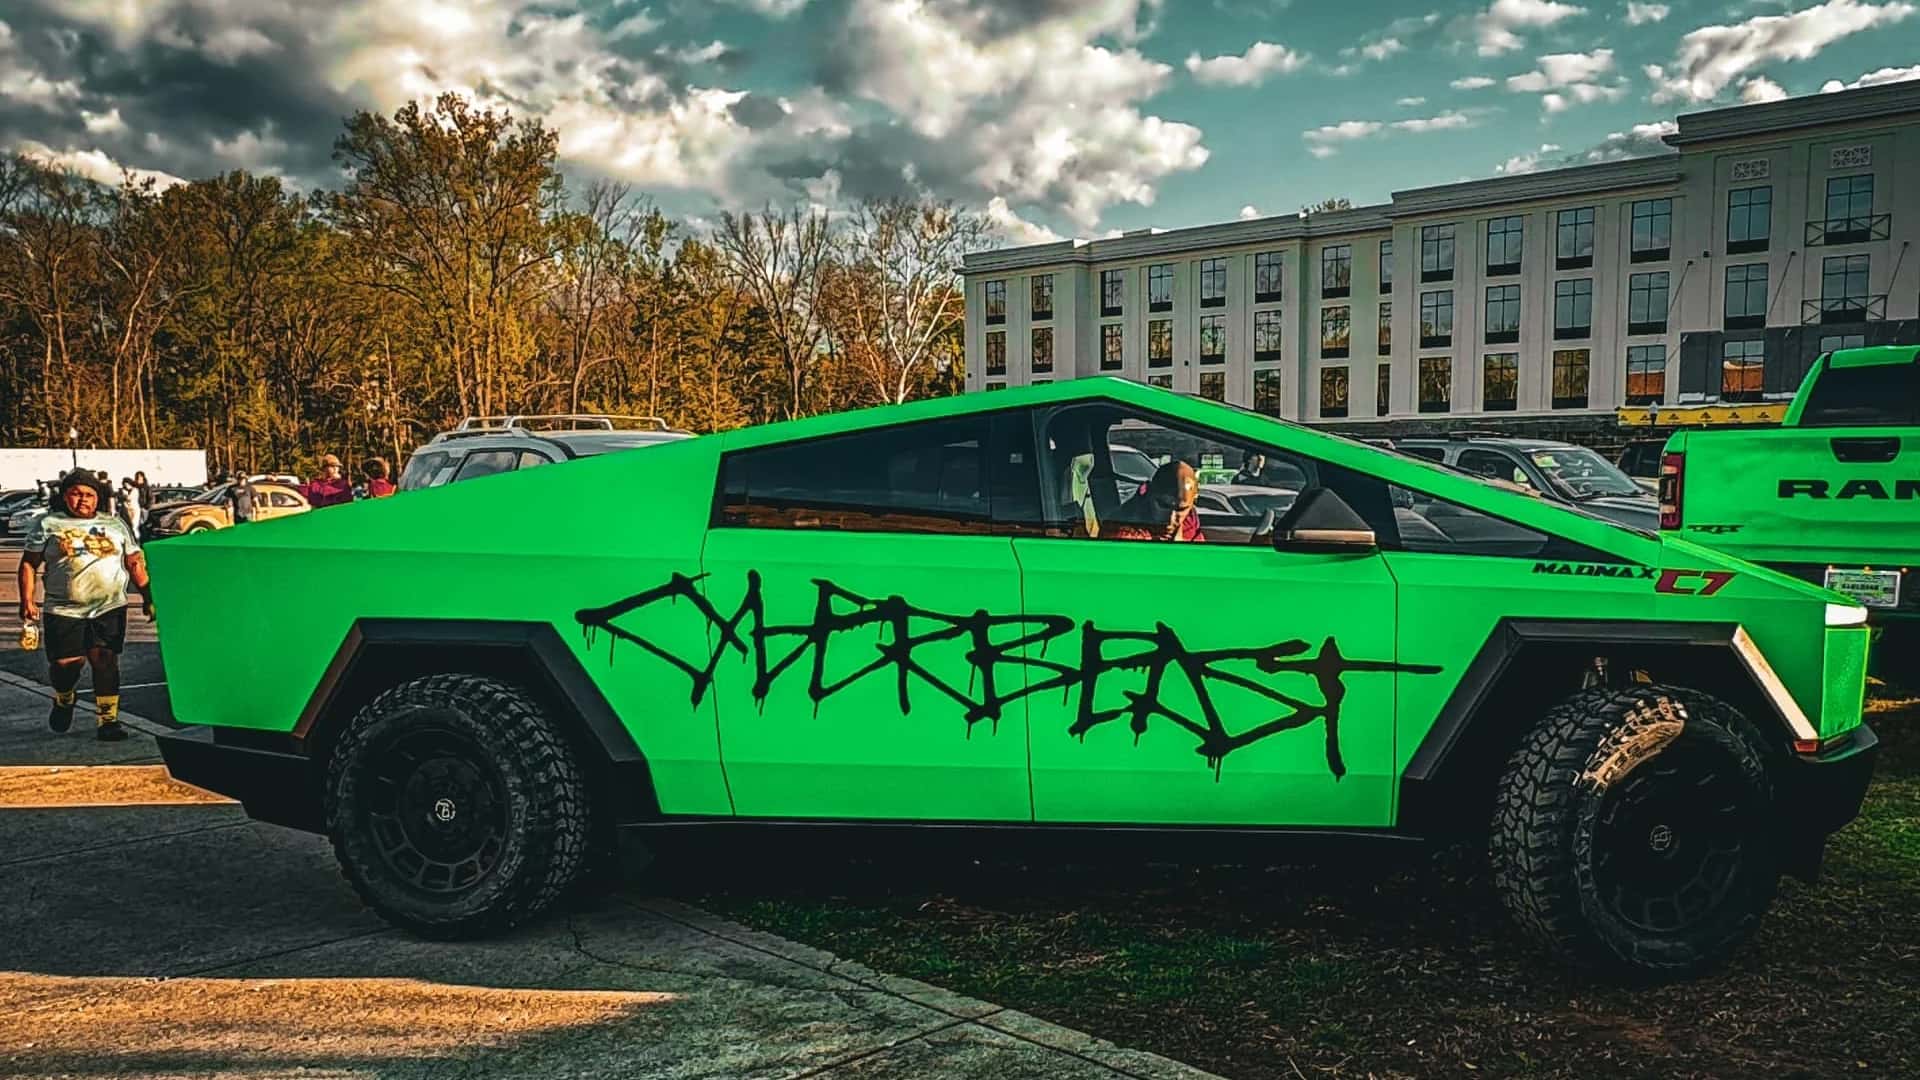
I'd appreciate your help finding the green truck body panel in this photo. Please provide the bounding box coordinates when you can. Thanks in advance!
[1664,346,1918,620]
[150,379,1868,826]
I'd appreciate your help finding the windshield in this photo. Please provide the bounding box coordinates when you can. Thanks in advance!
[1528,448,1643,499]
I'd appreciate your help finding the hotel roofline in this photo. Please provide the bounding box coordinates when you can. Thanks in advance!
[964,81,1919,276]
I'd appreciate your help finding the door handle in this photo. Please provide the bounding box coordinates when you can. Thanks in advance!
[1830,437,1900,464]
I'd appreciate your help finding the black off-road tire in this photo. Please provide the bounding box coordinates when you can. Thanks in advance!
[1491,684,1778,980]
[325,674,592,939]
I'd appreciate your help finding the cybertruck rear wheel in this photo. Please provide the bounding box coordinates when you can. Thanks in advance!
[326,674,592,939]
[1491,685,1778,980]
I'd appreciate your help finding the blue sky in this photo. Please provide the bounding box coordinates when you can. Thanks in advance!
[2,1,1915,244]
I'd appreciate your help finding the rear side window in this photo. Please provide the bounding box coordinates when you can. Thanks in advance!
[1800,360,1920,427]
[719,416,990,533]
[1387,486,1624,559]
[1401,446,1446,462]
[452,450,519,483]
[398,451,452,491]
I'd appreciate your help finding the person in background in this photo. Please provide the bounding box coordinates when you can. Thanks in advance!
[227,474,255,524]
[94,471,117,518]
[301,454,354,508]
[17,470,152,741]
[1233,453,1267,486]
[118,477,142,537]
[363,457,396,499]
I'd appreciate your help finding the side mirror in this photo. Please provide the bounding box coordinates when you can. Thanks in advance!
[1272,487,1377,553]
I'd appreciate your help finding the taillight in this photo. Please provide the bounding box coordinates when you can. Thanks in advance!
[1658,452,1683,529]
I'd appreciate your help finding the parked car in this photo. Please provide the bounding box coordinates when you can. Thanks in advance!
[152,379,1875,980]
[145,480,309,537]
[0,490,43,537]
[6,495,50,538]
[398,414,693,491]
[1661,344,1919,673]
[1394,435,1659,531]
[1618,439,1665,494]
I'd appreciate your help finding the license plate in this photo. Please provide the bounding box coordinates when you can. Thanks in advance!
[1824,568,1902,608]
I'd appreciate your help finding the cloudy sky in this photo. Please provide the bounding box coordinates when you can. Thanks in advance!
[3,0,1916,243]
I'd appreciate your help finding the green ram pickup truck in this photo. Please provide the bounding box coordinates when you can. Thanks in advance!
[1660,345,1919,667]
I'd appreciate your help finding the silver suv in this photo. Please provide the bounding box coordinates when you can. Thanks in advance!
[398,414,693,491]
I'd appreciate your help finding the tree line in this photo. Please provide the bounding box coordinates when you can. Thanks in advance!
[0,93,984,477]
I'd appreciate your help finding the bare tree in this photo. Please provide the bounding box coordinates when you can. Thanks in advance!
[829,197,987,406]
[715,204,833,420]
[1302,196,1354,214]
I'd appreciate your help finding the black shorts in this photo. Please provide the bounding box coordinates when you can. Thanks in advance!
[43,608,128,659]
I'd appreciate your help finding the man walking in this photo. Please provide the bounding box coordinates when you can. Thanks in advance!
[17,470,152,741]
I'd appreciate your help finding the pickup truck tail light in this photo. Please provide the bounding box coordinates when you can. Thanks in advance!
[1658,452,1684,530]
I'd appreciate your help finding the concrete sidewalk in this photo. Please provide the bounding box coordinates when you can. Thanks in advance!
[0,678,1223,1079]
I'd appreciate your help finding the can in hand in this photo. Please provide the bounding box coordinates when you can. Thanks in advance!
[18,620,39,652]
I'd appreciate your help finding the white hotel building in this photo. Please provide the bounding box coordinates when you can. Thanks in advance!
[960,82,1920,441]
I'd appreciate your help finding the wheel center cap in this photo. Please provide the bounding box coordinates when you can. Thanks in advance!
[432,797,458,823]
[1648,823,1674,853]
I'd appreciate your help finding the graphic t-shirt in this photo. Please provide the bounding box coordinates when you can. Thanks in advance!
[26,512,141,619]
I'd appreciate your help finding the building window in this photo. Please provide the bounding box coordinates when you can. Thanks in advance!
[1148,318,1173,368]
[1321,305,1350,358]
[985,383,1006,392]
[1484,285,1520,344]
[1030,274,1054,320]
[1147,374,1173,389]
[1031,327,1053,373]
[1819,333,1866,354]
[1100,324,1123,370]
[1486,215,1524,276]
[1626,344,1665,406]
[1320,366,1350,418]
[984,280,1006,325]
[1552,349,1590,409]
[1721,340,1765,402]
[1377,301,1392,355]
[1376,363,1391,416]
[1419,357,1451,413]
[1254,251,1283,303]
[1483,353,1518,412]
[1419,290,1453,348]
[1146,263,1173,312]
[1420,224,1455,282]
[1628,271,1669,335]
[1254,309,1284,362]
[1100,270,1123,316]
[1198,257,1227,308]
[1823,175,1875,243]
[1198,371,1226,401]
[1819,254,1872,322]
[1724,264,1767,329]
[1379,239,1393,289]
[1727,186,1771,254]
[1555,206,1595,269]
[1032,379,1051,385]
[1199,314,1226,364]
[985,331,1006,375]
[1630,198,1672,262]
[1321,245,1351,298]
[1553,278,1593,339]
[1254,368,1283,416]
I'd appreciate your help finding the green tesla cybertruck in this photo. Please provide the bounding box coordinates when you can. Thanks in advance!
[151,379,1878,979]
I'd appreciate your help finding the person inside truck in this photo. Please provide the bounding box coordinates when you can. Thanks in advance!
[1107,460,1207,543]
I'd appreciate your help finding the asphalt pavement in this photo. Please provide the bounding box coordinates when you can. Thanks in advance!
[0,544,1219,1079]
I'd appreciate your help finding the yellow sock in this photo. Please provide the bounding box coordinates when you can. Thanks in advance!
[95,695,120,725]
[54,690,77,708]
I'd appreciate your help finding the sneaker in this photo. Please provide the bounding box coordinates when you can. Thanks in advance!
[48,702,74,733]
[96,720,128,742]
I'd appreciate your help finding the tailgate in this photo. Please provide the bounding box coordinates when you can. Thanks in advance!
[1680,427,1917,565]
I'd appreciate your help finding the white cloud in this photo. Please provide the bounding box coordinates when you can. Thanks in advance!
[1361,38,1407,62]
[1467,0,1586,57]
[1507,49,1625,111]
[607,10,661,39]
[1186,41,1308,86]
[1452,75,1498,89]
[719,0,811,17]
[1397,95,1428,106]
[1584,119,1678,161]
[1392,110,1474,132]
[202,24,280,63]
[1238,204,1260,220]
[1624,2,1668,25]
[661,40,731,65]
[1740,76,1788,102]
[1821,64,1920,91]
[1495,142,1560,173]
[14,140,185,189]
[81,107,126,134]
[983,197,1063,245]
[1648,0,1916,103]
[1302,111,1475,156]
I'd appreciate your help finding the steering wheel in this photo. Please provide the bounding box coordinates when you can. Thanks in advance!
[1249,507,1277,545]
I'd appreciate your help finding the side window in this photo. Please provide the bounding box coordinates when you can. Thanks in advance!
[1798,358,1920,427]
[270,490,300,508]
[1029,404,1343,544]
[453,450,519,483]
[518,450,553,469]
[1455,449,1531,488]
[1388,486,1558,558]
[398,451,450,491]
[719,415,990,533]
[1400,446,1446,463]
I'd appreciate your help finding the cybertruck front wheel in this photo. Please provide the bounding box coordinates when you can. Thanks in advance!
[325,674,592,939]
[1491,685,1778,980]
